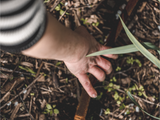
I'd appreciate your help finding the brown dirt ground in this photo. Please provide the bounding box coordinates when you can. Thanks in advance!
[0,0,159,120]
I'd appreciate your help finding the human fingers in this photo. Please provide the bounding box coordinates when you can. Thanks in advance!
[76,73,97,98]
[99,45,118,59]
[88,66,105,82]
[97,57,113,74]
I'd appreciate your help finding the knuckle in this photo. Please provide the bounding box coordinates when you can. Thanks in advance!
[84,80,90,87]
[106,61,112,69]
[99,71,105,80]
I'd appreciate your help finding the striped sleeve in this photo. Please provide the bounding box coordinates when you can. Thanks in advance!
[0,0,47,53]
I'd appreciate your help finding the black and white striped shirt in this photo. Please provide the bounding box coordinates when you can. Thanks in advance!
[0,0,47,53]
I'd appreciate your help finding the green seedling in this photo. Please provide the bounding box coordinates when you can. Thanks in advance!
[56,61,62,66]
[92,22,99,26]
[95,92,103,100]
[19,66,36,76]
[80,18,89,25]
[125,109,130,115]
[126,57,142,67]
[110,76,117,82]
[44,0,50,3]
[105,108,110,115]
[117,101,121,105]
[113,91,119,100]
[128,84,148,98]
[116,66,121,71]
[135,59,142,67]
[30,93,34,96]
[99,39,104,44]
[104,78,120,92]
[25,84,28,87]
[44,104,59,116]
[113,91,124,105]
[119,103,126,110]
[60,2,64,5]
[66,78,68,83]
[55,4,69,16]
[81,18,100,26]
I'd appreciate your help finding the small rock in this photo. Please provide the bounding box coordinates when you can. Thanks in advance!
[129,103,134,107]
[65,2,68,6]
[121,4,126,9]
[23,88,27,94]
[158,26,160,31]
[135,106,140,112]
[7,101,11,106]
[14,101,18,106]
[129,118,132,120]
[117,10,122,15]
[115,14,119,19]
[132,30,135,34]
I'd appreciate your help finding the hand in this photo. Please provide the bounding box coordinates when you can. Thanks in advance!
[64,26,118,98]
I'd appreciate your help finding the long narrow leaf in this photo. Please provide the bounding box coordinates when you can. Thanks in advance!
[119,16,160,69]
[86,42,159,57]
[127,91,160,120]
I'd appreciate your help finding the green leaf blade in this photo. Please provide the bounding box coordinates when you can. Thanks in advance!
[119,16,160,69]
[86,42,159,57]
[127,91,160,120]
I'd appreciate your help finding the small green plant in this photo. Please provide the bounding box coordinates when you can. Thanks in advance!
[110,76,117,82]
[44,104,59,116]
[55,3,69,15]
[126,57,142,67]
[113,91,125,105]
[81,18,100,26]
[125,109,130,115]
[80,18,89,25]
[56,61,62,66]
[128,84,148,99]
[95,92,103,100]
[104,76,120,92]
[19,66,36,76]
[65,78,68,83]
[44,0,50,3]
[105,108,110,115]
[92,22,100,27]
[119,103,126,110]
[99,39,104,44]
[30,93,34,96]
[116,66,121,71]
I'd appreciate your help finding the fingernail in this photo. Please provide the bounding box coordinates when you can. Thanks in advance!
[92,93,97,98]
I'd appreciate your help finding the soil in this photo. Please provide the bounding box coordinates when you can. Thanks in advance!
[0,0,159,120]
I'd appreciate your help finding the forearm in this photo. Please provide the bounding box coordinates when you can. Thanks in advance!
[22,13,88,62]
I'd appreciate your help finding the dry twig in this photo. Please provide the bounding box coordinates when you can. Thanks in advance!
[0,75,42,110]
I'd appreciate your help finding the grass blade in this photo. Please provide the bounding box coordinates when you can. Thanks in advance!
[119,16,160,69]
[127,91,160,120]
[86,42,159,57]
